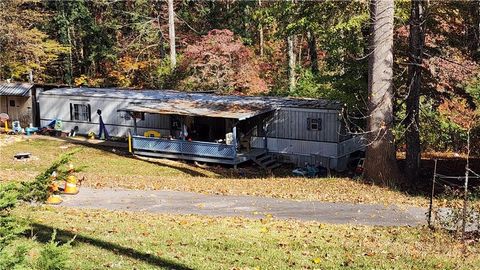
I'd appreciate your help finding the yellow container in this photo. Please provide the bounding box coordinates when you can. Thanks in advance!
[66,175,77,184]
[63,182,79,195]
[144,130,161,138]
[46,195,63,205]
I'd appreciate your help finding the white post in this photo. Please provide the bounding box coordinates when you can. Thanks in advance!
[168,0,176,69]
[232,126,237,150]
[233,125,237,169]
[462,129,471,239]
[133,114,138,136]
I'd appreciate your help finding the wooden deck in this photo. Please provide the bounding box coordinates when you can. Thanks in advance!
[134,148,266,165]
[131,136,266,165]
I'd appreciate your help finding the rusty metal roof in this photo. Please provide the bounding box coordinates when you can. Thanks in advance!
[0,83,33,96]
[42,87,343,119]
[118,101,274,120]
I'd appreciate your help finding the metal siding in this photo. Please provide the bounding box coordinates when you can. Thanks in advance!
[252,137,338,157]
[264,107,340,142]
[251,135,363,171]
[39,95,171,137]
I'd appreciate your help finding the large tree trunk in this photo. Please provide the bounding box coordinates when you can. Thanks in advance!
[287,35,296,93]
[307,31,319,75]
[168,0,176,69]
[364,0,403,186]
[287,0,296,94]
[405,0,426,185]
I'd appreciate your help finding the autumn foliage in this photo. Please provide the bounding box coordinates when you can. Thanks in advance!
[438,98,480,153]
[439,98,479,131]
[180,29,268,95]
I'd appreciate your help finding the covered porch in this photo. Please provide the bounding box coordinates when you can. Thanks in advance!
[119,99,274,166]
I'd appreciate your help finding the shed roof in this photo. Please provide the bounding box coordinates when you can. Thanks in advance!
[0,83,33,96]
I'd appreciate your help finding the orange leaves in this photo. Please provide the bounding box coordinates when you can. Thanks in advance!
[108,56,152,87]
[181,29,268,95]
[438,98,479,130]
[117,56,149,72]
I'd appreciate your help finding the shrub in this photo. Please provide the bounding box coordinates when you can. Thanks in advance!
[35,231,72,270]
[0,151,78,269]
[20,150,79,203]
[0,244,29,270]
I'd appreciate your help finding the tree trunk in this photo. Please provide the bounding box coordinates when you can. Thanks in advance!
[307,31,319,75]
[364,0,403,186]
[168,0,176,69]
[287,35,296,93]
[298,34,303,67]
[258,0,264,57]
[405,0,426,185]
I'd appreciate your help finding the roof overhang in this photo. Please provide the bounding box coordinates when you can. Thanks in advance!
[118,101,275,120]
[0,83,33,97]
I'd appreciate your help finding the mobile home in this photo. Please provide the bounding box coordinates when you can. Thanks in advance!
[39,87,364,171]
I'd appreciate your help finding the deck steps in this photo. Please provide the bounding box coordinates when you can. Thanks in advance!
[256,155,272,163]
[252,152,282,173]
[266,162,281,171]
[262,159,277,167]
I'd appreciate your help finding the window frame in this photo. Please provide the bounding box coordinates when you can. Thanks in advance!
[70,103,91,122]
[307,118,322,131]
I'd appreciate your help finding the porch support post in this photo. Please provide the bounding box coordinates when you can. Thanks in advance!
[181,117,186,140]
[232,125,237,152]
[133,114,138,135]
[127,129,134,154]
[263,124,268,151]
[127,112,138,135]
[180,116,185,160]
[233,125,237,169]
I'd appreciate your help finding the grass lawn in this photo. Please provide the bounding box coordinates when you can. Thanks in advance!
[2,136,479,269]
[12,206,480,270]
[0,137,429,206]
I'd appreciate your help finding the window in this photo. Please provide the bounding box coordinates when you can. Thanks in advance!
[9,100,15,107]
[307,118,322,131]
[70,103,91,122]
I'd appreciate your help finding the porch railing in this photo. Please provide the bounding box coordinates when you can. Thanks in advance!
[132,136,236,159]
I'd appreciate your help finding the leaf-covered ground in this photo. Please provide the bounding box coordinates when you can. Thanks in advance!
[0,137,429,206]
[13,206,480,270]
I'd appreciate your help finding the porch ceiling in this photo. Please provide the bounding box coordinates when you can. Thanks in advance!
[118,100,274,120]
[0,83,33,96]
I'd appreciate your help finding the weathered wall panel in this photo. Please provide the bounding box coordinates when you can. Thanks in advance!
[39,95,170,137]
[266,107,340,143]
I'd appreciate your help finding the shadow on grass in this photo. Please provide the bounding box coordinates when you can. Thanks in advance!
[49,136,216,177]
[51,136,272,178]
[30,223,193,270]
[130,155,213,177]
